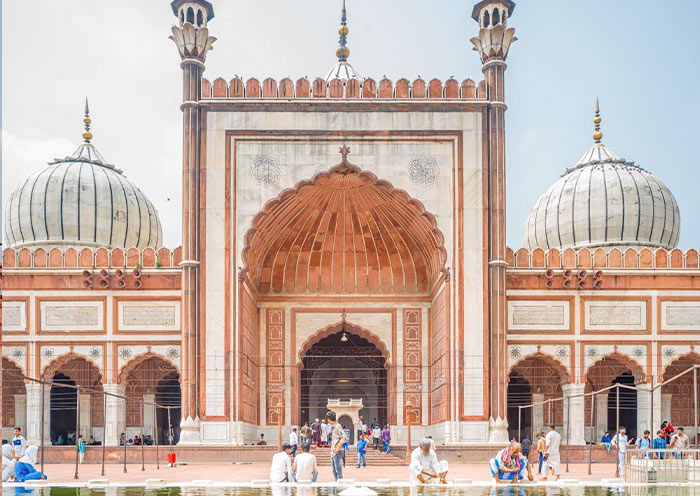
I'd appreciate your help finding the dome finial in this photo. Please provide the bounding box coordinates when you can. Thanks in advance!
[335,0,350,62]
[82,98,93,144]
[593,97,603,144]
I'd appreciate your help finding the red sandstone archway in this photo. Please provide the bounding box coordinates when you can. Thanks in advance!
[43,354,104,443]
[120,354,181,439]
[584,353,645,438]
[241,155,447,294]
[507,353,569,439]
[2,358,26,430]
[661,353,700,427]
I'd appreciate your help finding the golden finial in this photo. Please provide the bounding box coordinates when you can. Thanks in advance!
[335,0,350,61]
[82,98,93,144]
[593,97,603,144]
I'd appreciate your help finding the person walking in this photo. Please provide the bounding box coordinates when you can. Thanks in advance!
[521,435,531,460]
[289,427,299,458]
[611,426,630,475]
[372,424,381,450]
[381,425,391,454]
[77,435,86,464]
[356,434,368,468]
[327,410,347,481]
[536,433,546,475]
[301,422,312,448]
[544,424,561,481]
[312,418,321,446]
[292,443,318,482]
[321,420,330,447]
[269,443,293,482]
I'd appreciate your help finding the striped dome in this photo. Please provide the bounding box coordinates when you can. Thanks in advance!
[523,142,680,251]
[5,142,163,250]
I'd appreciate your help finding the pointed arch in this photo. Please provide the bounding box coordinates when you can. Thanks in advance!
[584,351,646,387]
[118,352,179,384]
[661,352,700,383]
[509,352,570,384]
[297,319,391,367]
[42,352,103,383]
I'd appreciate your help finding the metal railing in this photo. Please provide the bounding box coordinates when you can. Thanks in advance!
[625,448,700,483]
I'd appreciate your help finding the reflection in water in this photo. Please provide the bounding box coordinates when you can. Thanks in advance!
[4,486,700,496]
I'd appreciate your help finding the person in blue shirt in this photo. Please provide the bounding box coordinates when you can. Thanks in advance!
[356,434,368,468]
[600,431,611,452]
[15,446,47,482]
[636,430,652,458]
[652,430,667,459]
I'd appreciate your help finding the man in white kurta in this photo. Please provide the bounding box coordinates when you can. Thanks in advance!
[544,423,562,480]
[409,439,449,484]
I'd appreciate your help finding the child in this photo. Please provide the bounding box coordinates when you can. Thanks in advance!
[536,433,546,475]
[356,434,368,468]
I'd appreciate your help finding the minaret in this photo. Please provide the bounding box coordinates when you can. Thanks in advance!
[470,0,517,444]
[169,0,216,445]
[325,0,362,81]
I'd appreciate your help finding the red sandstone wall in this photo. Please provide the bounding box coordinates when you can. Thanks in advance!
[429,287,449,424]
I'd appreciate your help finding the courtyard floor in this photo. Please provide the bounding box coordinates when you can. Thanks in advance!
[32,462,620,484]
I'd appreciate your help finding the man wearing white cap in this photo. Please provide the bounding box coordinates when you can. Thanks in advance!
[409,438,449,484]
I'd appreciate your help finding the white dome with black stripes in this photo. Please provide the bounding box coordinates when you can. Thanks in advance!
[4,139,163,250]
[523,104,679,251]
[523,149,680,251]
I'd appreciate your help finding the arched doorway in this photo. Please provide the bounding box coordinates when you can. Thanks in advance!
[585,354,643,438]
[507,353,568,440]
[300,326,388,429]
[120,355,181,444]
[2,358,26,435]
[661,353,700,428]
[44,355,103,445]
[338,415,354,445]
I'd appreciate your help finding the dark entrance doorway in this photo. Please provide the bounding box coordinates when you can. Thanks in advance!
[155,371,182,444]
[300,330,387,428]
[507,373,532,440]
[607,372,637,438]
[50,373,76,444]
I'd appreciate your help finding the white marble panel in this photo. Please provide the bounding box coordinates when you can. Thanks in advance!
[40,300,103,332]
[584,300,646,331]
[117,300,180,331]
[2,300,26,331]
[661,301,700,331]
[508,300,570,331]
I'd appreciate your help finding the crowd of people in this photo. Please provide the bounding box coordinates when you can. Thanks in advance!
[491,423,562,483]
[269,410,449,484]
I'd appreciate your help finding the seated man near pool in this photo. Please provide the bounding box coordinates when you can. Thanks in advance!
[409,438,449,484]
[489,442,534,484]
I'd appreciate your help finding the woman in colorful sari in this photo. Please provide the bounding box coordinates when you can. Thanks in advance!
[15,446,47,482]
[489,442,533,484]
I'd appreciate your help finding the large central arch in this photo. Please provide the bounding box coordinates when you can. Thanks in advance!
[241,154,447,295]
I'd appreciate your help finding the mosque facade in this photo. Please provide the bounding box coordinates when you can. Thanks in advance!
[3,0,700,448]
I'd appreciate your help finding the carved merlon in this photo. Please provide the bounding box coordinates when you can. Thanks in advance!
[470,24,517,63]
[170,22,216,62]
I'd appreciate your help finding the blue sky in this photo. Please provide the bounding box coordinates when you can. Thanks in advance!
[3,0,699,248]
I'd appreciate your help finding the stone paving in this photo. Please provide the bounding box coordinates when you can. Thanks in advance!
[28,462,619,485]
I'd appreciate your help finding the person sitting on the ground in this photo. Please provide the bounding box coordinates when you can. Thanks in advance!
[2,444,16,482]
[15,446,47,482]
[409,438,449,484]
[257,433,267,445]
[489,442,533,484]
[269,443,293,483]
[292,443,318,482]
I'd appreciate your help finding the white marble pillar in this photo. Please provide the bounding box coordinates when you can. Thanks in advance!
[79,393,91,439]
[103,384,126,446]
[562,384,586,445]
[636,384,660,436]
[532,393,544,436]
[661,393,673,427]
[595,392,609,438]
[14,394,27,433]
[143,393,155,437]
[25,384,50,445]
